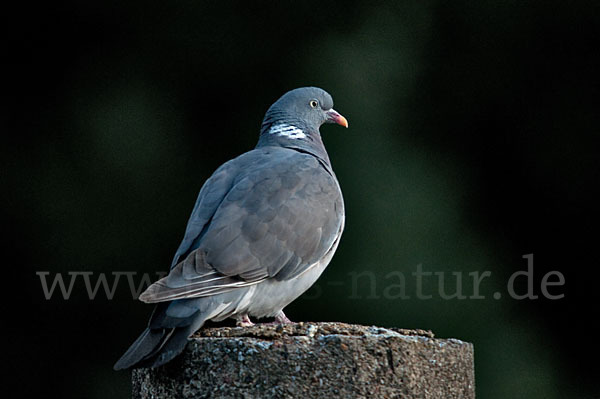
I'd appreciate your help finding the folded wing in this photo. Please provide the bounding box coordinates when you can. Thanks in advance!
[140,148,344,303]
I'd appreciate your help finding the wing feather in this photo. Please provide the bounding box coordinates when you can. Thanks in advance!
[141,147,344,303]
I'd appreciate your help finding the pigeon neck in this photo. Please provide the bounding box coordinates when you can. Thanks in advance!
[257,121,332,168]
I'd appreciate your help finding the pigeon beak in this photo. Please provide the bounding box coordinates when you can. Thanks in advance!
[325,109,349,128]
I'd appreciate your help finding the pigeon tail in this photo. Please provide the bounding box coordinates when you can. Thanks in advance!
[113,327,167,370]
[141,325,197,368]
[114,302,211,370]
[114,323,204,370]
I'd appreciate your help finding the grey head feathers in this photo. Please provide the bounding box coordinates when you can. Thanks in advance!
[257,87,347,166]
[259,87,347,143]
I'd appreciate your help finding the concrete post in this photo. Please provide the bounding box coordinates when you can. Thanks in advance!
[132,322,475,398]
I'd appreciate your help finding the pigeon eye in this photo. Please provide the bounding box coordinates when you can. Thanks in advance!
[309,100,319,108]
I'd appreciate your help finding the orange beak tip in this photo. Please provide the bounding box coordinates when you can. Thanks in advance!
[327,109,349,128]
[339,115,349,128]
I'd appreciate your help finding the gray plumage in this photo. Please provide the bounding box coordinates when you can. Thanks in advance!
[114,87,347,370]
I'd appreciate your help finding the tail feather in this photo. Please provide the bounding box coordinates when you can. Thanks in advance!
[114,305,211,370]
[143,325,196,368]
[114,325,197,370]
[114,296,233,369]
[113,327,168,370]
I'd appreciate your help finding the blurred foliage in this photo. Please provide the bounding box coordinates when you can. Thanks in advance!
[4,0,598,398]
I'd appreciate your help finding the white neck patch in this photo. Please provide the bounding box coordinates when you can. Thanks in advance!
[268,124,306,139]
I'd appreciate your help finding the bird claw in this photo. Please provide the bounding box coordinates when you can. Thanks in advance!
[264,310,293,325]
[236,314,255,327]
[275,310,293,324]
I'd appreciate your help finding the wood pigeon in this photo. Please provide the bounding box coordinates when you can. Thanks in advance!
[114,87,348,370]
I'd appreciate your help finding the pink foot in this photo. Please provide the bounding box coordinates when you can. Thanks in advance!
[275,310,293,324]
[236,314,254,327]
[263,310,294,325]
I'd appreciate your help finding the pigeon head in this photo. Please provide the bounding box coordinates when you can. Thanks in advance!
[259,87,348,143]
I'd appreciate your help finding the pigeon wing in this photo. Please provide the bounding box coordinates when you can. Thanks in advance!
[170,158,240,267]
[140,148,344,303]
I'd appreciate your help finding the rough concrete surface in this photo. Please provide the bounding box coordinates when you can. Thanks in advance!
[132,322,474,399]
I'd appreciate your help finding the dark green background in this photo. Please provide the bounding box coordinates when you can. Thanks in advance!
[5,1,598,397]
